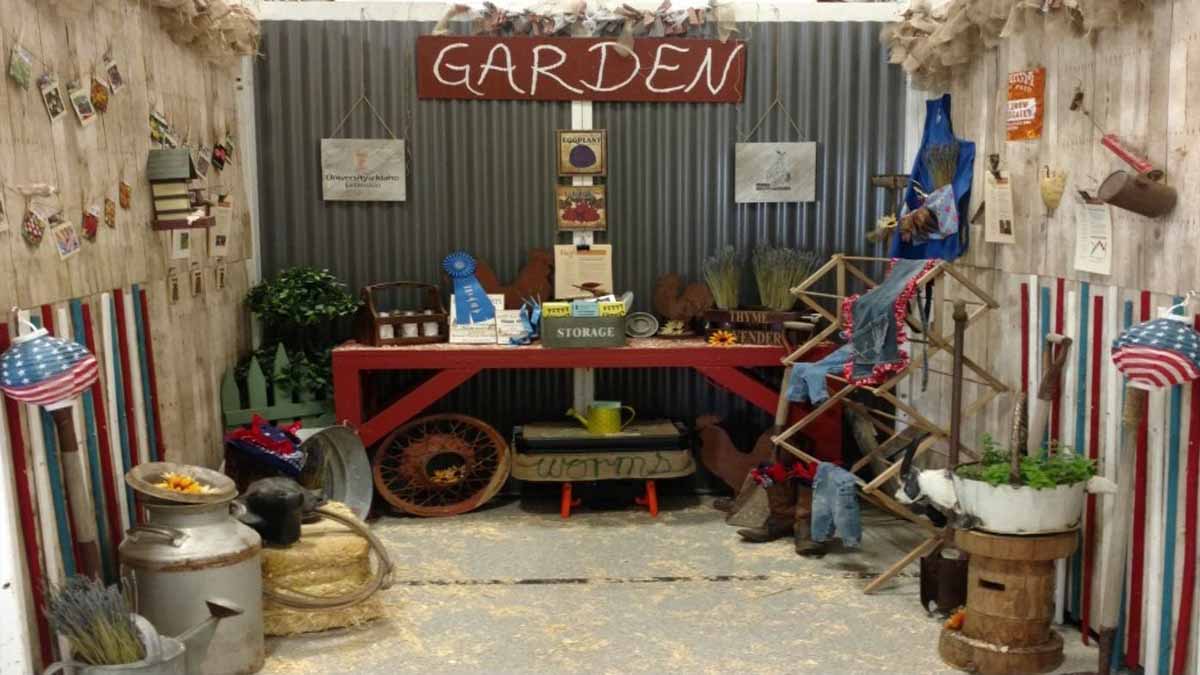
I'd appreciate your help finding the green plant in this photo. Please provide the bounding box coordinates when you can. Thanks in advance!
[46,577,145,666]
[244,267,358,398]
[246,267,359,331]
[753,246,819,311]
[703,246,741,310]
[956,434,1096,489]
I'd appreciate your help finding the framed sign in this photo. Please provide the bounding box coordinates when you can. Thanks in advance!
[556,184,607,230]
[557,130,606,176]
[320,138,406,202]
[734,142,817,203]
[1007,68,1045,141]
[416,36,746,103]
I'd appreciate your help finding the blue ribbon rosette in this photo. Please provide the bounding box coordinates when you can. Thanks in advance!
[443,251,495,325]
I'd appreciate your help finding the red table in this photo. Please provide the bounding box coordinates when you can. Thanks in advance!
[332,338,841,460]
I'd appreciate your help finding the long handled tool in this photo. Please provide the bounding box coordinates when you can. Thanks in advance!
[1023,333,1073,477]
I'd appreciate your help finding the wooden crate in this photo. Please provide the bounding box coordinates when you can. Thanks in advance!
[703,309,813,348]
[541,316,626,348]
[353,282,448,347]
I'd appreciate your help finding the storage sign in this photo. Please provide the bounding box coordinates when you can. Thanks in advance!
[320,138,406,202]
[416,35,746,103]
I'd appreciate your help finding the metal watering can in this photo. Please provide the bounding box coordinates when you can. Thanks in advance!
[565,400,636,435]
[43,599,243,675]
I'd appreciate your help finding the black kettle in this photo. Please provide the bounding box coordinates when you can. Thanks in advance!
[236,477,324,547]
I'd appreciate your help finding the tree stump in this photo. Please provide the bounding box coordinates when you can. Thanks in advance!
[939,528,1078,674]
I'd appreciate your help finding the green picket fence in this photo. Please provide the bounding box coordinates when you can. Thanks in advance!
[221,344,334,429]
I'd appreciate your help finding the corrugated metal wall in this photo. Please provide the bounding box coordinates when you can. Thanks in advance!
[254,20,907,452]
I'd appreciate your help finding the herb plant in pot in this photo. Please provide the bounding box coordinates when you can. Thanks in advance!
[951,435,1114,534]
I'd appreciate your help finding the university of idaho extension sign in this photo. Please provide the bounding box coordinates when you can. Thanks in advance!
[416,35,746,103]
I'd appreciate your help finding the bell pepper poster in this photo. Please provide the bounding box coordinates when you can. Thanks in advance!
[1007,67,1045,141]
[556,185,606,231]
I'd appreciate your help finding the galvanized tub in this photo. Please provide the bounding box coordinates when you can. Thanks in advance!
[120,500,264,674]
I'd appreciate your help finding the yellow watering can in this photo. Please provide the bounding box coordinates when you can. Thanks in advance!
[566,401,636,434]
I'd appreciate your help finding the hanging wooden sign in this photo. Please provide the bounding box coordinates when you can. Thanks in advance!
[416,36,747,103]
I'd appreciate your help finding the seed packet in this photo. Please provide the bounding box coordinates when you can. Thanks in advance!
[39,75,67,122]
[104,58,124,92]
[90,77,110,113]
[68,80,97,126]
[8,45,33,89]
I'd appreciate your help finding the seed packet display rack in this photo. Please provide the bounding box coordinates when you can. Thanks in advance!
[773,255,1008,593]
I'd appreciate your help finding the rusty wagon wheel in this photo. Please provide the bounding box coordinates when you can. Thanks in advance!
[372,414,511,517]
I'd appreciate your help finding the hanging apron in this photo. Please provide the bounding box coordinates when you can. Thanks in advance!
[890,94,976,261]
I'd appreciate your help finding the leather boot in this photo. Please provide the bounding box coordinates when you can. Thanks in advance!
[712,497,736,513]
[737,479,796,542]
[793,484,827,557]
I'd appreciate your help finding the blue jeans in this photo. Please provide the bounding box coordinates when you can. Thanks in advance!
[811,462,861,548]
[785,343,852,404]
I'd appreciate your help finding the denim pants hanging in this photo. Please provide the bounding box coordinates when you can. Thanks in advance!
[785,343,853,404]
[810,462,861,548]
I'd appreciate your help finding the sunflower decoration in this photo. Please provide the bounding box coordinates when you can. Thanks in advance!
[708,330,737,347]
[430,465,466,485]
[155,472,214,495]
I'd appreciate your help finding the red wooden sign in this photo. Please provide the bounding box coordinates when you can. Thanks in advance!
[416,35,747,103]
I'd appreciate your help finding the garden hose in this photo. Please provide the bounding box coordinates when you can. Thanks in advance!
[261,506,394,611]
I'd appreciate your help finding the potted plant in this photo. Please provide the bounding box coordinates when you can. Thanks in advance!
[952,435,1110,534]
[244,267,359,399]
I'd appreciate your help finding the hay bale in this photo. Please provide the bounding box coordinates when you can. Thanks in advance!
[260,502,387,636]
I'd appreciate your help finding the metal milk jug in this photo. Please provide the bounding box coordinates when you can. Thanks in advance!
[120,500,265,674]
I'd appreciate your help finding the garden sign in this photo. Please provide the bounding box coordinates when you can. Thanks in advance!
[416,36,746,103]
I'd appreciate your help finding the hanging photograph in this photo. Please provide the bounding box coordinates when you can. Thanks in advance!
[734,142,817,203]
[320,139,406,201]
[556,184,607,231]
[1007,67,1045,141]
[39,75,66,122]
[557,130,606,176]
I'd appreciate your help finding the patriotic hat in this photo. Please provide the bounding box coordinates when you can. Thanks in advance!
[1112,312,1200,390]
[0,324,99,407]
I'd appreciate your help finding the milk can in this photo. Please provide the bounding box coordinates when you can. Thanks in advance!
[120,499,264,674]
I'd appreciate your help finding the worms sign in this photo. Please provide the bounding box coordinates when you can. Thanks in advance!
[416,35,747,103]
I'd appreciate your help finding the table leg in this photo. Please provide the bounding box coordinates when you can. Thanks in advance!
[560,483,579,519]
[635,480,658,517]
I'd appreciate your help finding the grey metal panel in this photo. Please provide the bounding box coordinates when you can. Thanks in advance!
[255,20,906,450]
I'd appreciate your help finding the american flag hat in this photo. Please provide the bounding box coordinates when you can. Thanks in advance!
[1111,313,1200,389]
[0,325,99,406]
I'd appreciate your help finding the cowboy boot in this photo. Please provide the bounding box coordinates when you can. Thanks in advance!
[716,473,759,515]
[737,478,796,542]
[793,484,828,557]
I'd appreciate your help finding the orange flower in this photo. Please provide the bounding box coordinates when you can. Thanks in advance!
[708,330,737,347]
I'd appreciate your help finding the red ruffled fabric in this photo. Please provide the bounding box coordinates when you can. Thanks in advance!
[841,258,938,387]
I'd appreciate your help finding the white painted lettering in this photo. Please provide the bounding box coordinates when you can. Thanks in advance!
[583,42,641,93]
[530,45,584,95]
[476,43,526,94]
[433,43,483,96]
[685,43,746,94]
[645,44,689,94]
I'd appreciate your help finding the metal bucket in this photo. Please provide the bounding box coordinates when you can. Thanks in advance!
[120,500,264,674]
[295,425,372,520]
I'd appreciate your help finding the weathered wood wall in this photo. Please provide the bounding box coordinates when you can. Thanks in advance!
[0,0,251,468]
[901,1,1200,671]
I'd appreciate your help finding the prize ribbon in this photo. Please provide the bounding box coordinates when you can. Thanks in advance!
[443,251,495,324]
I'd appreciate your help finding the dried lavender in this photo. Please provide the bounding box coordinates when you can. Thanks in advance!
[45,577,145,665]
[702,246,741,310]
[753,246,819,311]
[923,141,960,189]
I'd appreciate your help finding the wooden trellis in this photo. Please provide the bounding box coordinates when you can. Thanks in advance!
[772,255,1008,593]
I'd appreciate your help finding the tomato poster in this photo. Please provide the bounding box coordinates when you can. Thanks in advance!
[1007,67,1045,141]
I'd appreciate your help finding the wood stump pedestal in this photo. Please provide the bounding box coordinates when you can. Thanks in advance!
[939,528,1078,674]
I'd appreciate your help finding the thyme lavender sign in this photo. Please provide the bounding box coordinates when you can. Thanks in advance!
[320,139,406,202]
